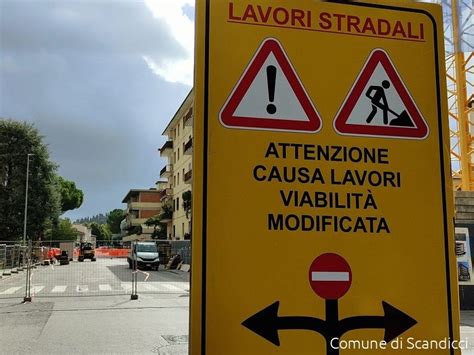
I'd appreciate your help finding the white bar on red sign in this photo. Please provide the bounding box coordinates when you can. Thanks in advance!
[311,272,350,282]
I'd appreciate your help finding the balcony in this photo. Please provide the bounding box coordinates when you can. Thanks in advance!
[159,188,173,202]
[129,201,161,209]
[184,138,192,155]
[159,140,173,157]
[160,164,173,178]
[127,217,144,227]
[160,216,172,223]
[184,169,192,184]
[184,107,193,127]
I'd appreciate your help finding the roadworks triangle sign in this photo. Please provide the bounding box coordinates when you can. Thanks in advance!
[334,49,429,139]
[220,38,322,133]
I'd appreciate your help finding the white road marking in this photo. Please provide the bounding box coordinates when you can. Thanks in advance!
[0,286,22,295]
[76,285,89,293]
[311,271,349,282]
[161,283,185,292]
[99,284,112,291]
[139,282,186,292]
[51,285,67,293]
[142,283,159,291]
[31,286,44,294]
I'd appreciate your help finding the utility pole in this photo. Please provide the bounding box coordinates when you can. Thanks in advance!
[22,153,33,245]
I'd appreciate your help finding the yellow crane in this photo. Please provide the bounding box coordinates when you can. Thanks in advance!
[441,0,474,190]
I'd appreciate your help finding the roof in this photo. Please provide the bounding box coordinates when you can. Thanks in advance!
[122,189,159,203]
[162,89,194,136]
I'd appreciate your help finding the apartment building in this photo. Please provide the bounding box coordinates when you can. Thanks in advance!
[159,90,193,240]
[121,189,161,239]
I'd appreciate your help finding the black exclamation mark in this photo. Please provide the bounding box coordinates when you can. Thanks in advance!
[266,65,277,114]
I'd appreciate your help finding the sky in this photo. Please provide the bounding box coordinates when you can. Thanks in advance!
[0,1,471,220]
[0,0,194,220]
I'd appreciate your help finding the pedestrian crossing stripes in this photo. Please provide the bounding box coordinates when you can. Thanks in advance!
[162,283,186,292]
[99,284,112,291]
[0,286,22,295]
[0,282,189,296]
[31,286,45,294]
[52,285,67,293]
[76,285,89,293]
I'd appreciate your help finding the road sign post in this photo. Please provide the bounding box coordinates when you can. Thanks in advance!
[192,1,460,354]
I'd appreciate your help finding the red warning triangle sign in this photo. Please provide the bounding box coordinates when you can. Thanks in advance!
[220,38,321,133]
[334,49,429,139]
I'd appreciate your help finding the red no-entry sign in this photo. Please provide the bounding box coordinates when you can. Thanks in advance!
[308,253,352,300]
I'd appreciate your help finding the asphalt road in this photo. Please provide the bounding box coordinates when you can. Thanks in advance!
[0,257,189,354]
[4,259,474,354]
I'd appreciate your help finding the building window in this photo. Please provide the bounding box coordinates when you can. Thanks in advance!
[178,148,180,160]
[173,175,176,186]
[177,172,180,184]
[177,197,179,211]
[173,225,175,238]
[182,168,185,182]
[174,152,176,164]
[177,123,180,136]
[182,223,184,237]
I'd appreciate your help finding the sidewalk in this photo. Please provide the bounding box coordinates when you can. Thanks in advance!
[461,311,474,354]
[0,294,189,354]
[2,295,471,355]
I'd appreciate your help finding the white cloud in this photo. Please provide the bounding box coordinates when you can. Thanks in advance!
[144,0,194,86]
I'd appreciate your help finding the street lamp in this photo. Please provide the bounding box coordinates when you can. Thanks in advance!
[22,153,34,245]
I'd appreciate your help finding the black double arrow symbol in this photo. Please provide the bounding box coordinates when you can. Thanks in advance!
[242,299,417,355]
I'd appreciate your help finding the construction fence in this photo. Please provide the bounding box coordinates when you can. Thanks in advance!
[0,242,29,276]
[0,240,191,301]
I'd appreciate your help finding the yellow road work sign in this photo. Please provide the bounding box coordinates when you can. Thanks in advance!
[191,1,460,354]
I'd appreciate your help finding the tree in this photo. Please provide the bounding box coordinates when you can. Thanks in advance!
[107,209,125,234]
[45,218,78,241]
[145,214,167,240]
[57,176,84,213]
[75,213,107,224]
[0,120,61,240]
[182,190,192,219]
[90,222,112,242]
[182,191,192,239]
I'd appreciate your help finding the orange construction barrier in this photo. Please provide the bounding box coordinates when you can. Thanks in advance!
[91,248,129,258]
[108,249,129,258]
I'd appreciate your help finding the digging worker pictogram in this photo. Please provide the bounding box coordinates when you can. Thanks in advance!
[365,80,391,125]
[365,80,415,127]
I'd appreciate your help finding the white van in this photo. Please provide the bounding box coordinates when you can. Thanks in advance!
[127,242,160,270]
